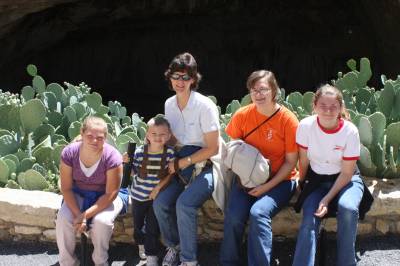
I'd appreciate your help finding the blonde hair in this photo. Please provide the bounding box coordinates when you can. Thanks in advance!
[81,116,108,135]
[313,84,350,120]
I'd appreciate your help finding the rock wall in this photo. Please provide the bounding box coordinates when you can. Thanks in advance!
[0,1,400,119]
[0,177,399,244]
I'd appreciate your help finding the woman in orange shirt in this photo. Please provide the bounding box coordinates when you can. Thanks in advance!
[219,70,299,266]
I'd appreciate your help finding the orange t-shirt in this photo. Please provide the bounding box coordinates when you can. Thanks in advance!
[226,104,299,180]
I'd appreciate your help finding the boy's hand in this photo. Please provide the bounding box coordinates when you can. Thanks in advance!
[168,161,176,174]
[149,185,161,200]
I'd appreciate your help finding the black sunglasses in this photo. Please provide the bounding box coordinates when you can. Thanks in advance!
[170,73,192,81]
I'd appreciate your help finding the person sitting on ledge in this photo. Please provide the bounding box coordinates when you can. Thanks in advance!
[292,85,364,266]
[56,116,128,266]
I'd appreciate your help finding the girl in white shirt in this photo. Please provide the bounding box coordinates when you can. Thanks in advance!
[292,84,364,266]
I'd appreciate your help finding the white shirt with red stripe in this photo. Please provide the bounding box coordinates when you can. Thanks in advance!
[296,115,360,175]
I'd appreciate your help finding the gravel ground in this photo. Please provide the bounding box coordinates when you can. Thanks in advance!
[0,234,399,266]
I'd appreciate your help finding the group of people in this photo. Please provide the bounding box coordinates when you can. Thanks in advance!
[55,52,366,266]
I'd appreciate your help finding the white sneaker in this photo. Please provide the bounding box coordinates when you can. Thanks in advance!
[162,246,179,266]
[135,260,147,266]
[147,255,159,266]
[138,244,147,260]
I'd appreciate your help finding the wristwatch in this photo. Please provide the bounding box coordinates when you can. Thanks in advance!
[186,156,192,165]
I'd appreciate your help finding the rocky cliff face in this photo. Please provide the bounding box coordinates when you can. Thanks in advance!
[0,0,399,118]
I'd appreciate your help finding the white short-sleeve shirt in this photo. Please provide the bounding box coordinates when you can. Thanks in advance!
[165,91,220,147]
[296,115,360,175]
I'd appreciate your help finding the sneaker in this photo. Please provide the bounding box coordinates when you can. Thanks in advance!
[162,246,179,266]
[178,261,199,266]
[138,244,146,260]
[147,255,159,266]
[135,260,147,266]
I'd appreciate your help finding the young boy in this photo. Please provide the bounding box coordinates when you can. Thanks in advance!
[125,116,175,266]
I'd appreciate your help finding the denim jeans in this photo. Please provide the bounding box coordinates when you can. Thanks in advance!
[131,199,160,256]
[153,164,214,262]
[292,174,364,266]
[220,178,296,266]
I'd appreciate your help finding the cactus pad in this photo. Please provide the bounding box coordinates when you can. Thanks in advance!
[20,99,46,133]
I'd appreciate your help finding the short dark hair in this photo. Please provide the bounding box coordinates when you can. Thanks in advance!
[164,52,202,91]
[147,115,171,132]
[246,70,280,102]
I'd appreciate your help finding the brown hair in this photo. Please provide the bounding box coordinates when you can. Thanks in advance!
[164,52,202,91]
[313,84,350,120]
[147,115,171,132]
[145,115,171,144]
[81,116,108,136]
[246,70,280,102]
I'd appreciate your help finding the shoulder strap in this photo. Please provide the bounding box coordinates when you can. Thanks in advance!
[139,145,149,179]
[157,145,169,179]
[243,106,281,140]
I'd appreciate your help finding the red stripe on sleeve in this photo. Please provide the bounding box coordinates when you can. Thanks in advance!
[343,156,360,161]
[297,143,308,150]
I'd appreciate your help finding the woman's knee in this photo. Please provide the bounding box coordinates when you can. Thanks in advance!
[91,212,115,228]
[249,204,272,224]
[56,205,74,225]
[153,194,173,215]
[337,202,359,222]
[176,195,196,216]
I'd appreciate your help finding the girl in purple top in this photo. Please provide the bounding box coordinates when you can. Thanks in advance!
[56,116,126,266]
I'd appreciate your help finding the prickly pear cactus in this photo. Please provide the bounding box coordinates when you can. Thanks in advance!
[18,169,49,191]
[21,86,35,102]
[358,117,373,147]
[368,112,386,145]
[5,179,21,189]
[33,75,46,94]
[86,92,102,112]
[20,99,46,133]
[68,121,82,141]
[378,82,395,119]
[26,64,37,77]
[358,144,376,177]
[302,91,314,114]
[240,94,251,106]
[386,122,400,159]
[226,100,241,115]
[0,134,19,157]
[0,159,10,184]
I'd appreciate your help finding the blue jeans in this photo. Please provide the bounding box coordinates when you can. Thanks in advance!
[153,167,214,262]
[292,174,364,266]
[220,178,296,266]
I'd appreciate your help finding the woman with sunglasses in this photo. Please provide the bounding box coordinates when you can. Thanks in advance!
[220,70,299,266]
[153,52,220,266]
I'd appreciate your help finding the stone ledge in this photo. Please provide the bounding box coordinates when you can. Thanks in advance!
[0,177,399,243]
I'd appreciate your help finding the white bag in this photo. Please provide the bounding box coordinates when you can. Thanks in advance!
[223,139,271,188]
